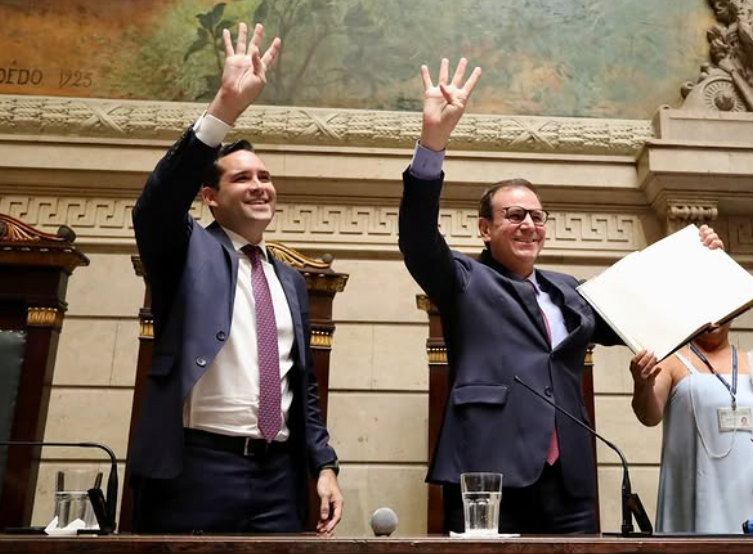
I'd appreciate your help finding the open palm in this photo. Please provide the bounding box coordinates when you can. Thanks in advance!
[209,22,281,124]
[420,58,482,152]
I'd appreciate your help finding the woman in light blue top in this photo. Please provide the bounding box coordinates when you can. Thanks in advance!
[630,322,753,534]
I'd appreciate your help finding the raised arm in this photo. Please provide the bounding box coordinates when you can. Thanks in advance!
[399,59,482,302]
[133,23,281,317]
[134,22,280,241]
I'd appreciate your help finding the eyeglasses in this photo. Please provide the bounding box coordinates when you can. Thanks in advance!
[499,206,549,226]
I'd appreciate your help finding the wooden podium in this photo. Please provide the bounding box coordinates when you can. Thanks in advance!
[120,243,348,531]
[1,534,752,554]
[0,214,89,529]
[416,294,599,533]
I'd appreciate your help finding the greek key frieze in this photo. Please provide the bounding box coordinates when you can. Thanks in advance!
[0,195,641,251]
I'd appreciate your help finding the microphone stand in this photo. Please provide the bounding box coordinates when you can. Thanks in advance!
[514,376,652,536]
[0,441,118,534]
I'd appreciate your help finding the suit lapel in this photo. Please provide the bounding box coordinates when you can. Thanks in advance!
[269,253,307,368]
[478,250,550,345]
[537,270,585,349]
[508,278,551,346]
[206,221,239,308]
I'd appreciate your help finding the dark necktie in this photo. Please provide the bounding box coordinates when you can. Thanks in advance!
[527,279,560,465]
[242,245,281,442]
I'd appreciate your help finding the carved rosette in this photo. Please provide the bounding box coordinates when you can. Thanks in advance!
[682,71,747,111]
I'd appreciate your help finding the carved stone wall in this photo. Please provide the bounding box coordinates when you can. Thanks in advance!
[0,195,649,260]
[0,95,653,156]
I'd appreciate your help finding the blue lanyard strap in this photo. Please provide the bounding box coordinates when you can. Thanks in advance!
[689,342,738,410]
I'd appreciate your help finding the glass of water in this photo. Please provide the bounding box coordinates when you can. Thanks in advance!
[460,472,503,536]
[53,468,101,529]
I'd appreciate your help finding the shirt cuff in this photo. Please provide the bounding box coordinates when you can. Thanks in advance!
[408,141,445,180]
[193,111,232,147]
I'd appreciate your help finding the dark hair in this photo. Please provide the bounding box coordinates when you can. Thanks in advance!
[202,139,256,190]
[478,178,541,219]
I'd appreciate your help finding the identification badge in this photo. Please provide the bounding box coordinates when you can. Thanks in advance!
[717,407,753,432]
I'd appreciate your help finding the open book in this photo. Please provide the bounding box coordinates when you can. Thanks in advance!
[577,224,753,360]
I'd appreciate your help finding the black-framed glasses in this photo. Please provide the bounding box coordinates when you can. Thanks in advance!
[499,206,549,226]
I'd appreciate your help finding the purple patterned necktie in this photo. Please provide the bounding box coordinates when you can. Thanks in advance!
[242,245,281,442]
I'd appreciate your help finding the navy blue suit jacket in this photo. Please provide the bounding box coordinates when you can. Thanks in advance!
[399,170,621,498]
[128,129,337,519]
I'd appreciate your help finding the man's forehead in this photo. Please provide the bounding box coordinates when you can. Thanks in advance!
[492,186,541,208]
[220,150,269,173]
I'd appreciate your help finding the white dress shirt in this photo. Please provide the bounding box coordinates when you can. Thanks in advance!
[183,114,295,440]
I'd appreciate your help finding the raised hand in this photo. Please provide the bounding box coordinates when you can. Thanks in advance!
[207,22,281,125]
[419,58,482,152]
[629,349,660,385]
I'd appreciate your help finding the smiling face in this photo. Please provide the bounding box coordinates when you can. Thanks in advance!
[478,185,546,278]
[201,149,276,244]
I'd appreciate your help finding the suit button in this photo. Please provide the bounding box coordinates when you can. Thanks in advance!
[216,331,226,341]
[544,386,553,397]
[196,357,207,367]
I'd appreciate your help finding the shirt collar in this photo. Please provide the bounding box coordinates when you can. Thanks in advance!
[479,249,536,283]
[528,271,541,290]
[220,225,270,263]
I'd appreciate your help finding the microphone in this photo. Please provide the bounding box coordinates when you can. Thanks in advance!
[0,441,118,534]
[369,507,398,536]
[513,376,652,536]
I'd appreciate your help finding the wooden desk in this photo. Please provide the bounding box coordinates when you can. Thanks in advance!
[0,535,752,554]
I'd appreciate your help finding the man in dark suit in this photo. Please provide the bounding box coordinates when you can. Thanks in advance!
[399,58,722,534]
[128,22,342,535]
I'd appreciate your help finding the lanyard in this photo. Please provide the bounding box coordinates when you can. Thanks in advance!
[689,342,738,410]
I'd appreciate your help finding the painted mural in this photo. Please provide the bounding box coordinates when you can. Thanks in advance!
[0,0,714,118]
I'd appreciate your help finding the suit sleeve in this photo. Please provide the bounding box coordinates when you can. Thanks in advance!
[398,169,470,304]
[295,276,339,475]
[591,309,624,347]
[132,128,218,320]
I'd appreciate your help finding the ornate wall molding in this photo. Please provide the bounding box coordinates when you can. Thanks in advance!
[729,216,753,254]
[27,307,63,329]
[665,200,719,233]
[0,94,653,156]
[0,195,644,254]
[138,318,154,340]
[311,329,333,349]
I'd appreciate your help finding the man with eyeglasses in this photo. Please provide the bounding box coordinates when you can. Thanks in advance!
[398,58,722,534]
